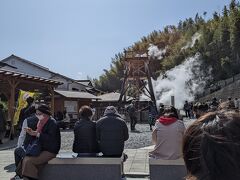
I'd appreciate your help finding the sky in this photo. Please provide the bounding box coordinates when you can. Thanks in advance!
[0,0,230,80]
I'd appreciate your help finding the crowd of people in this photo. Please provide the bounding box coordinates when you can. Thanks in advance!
[1,95,239,180]
[11,103,129,180]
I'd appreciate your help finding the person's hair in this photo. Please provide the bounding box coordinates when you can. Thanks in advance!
[79,105,92,118]
[163,106,178,119]
[183,110,240,180]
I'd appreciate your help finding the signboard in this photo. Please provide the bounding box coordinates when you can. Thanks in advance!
[64,101,78,113]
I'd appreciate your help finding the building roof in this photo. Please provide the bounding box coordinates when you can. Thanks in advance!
[0,61,17,69]
[1,54,50,71]
[1,55,82,84]
[0,68,63,85]
[55,90,100,99]
[96,92,133,102]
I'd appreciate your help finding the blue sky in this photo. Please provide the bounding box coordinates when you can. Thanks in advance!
[0,0,230,80]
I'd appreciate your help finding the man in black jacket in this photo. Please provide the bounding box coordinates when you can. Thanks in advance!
[96,106,129,157]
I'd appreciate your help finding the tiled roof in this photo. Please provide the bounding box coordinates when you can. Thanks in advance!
[0,68,63,85]
[55,90,100,99]
[96,92,133,102]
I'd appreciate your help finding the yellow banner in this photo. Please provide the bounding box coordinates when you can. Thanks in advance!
[13,90,35,126]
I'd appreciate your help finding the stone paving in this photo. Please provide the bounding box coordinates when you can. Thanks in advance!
[124,149,152,175]
[0,150,15,179]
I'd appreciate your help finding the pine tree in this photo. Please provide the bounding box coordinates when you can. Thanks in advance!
[223,6,229,17]
[220,13,231,57]
[229,2,240,63]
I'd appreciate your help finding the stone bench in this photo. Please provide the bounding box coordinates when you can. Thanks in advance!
[149,158,187,180]
[39,153,124,180]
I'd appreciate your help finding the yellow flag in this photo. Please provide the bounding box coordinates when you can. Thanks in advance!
[13,90,35,126]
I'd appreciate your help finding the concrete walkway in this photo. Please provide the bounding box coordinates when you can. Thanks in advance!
[124,149,151,176]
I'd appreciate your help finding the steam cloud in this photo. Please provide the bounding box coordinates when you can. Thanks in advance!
[148,44,166,60]
[141,53,211,108]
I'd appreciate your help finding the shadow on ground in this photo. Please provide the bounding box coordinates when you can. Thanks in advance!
[130,130,142,133]
[4,163,15,173]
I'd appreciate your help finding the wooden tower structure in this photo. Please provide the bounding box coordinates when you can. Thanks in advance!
[118,50,157,108]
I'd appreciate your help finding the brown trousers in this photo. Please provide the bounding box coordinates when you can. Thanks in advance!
[22,151,56,179]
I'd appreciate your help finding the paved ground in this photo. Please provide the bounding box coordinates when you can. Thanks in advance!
[61,123,153,150]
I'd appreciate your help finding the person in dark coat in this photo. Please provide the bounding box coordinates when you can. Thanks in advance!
[183,101,191,118]
[73,105,99,157]
[18,97,35,130]
[0,104,6,144]
[148,101,158,131]
[96,106,129,157]
[127,101,138,131]
[21,104,61,180]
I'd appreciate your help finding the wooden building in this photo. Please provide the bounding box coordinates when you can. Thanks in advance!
[0,68,62,136]
[54,90,99,119]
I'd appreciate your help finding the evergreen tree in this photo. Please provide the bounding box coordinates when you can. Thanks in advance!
[229,2,240,63]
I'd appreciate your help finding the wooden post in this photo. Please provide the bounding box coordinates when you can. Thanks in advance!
[7,79,18,140]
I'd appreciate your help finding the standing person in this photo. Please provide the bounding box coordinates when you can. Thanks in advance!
[72,106,99,157]
[18,97,35,130]
[148,101,158,131]
[21,104,61,180]
[149,106,185,159]
[96,106,129,157]
[0,104,6,144]
[183,101,190,118]
[127,101,138,131]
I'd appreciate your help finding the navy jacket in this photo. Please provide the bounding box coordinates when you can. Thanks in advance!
[73,118,99,153]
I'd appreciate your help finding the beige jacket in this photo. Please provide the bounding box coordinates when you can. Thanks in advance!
[149,120,185,160]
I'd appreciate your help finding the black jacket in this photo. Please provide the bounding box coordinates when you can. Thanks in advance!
[72,118,99,154]
[39,118,61,154]
[96,113,129,156]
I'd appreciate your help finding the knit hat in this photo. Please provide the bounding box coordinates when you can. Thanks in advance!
[36,104,51,116]
[104,106,119,116]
